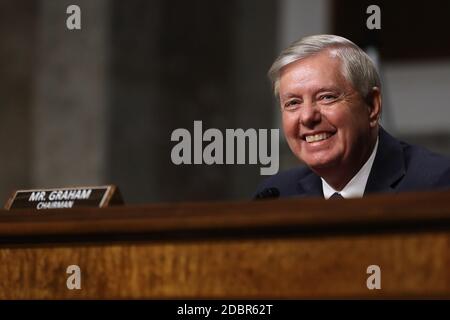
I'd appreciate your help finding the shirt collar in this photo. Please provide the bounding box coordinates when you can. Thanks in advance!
[322,137,379,199]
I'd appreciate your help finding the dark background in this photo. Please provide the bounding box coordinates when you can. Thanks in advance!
[1,0,449,205]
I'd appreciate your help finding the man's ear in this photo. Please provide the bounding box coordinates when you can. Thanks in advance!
[367,87,382,128]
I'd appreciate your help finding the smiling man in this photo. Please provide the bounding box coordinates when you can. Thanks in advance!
[255,34,450,199]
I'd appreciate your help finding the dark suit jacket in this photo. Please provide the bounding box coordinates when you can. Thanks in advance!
[255,128,450,199]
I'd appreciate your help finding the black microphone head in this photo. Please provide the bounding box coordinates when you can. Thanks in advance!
[255,187,280,200]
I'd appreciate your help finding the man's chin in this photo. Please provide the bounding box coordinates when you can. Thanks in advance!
[303,158,340,172]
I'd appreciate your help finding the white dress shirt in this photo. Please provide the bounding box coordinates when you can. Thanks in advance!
[322,138,379,199]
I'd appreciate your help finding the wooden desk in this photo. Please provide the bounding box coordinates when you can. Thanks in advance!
[1,191,449,299]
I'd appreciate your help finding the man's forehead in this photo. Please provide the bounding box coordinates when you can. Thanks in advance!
[279,53,348,94]
[279,84,342,99]
[279,71,346,95]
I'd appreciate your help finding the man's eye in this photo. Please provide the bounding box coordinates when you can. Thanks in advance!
[284,100,300,109]
[319,94,337,101]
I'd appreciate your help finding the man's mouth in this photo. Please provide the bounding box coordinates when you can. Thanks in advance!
[304,132,334,143]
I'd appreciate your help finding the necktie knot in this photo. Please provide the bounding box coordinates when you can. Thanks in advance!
[330,192,344,199]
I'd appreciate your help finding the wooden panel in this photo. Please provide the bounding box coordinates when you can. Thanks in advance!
[1,191,450,242]
[0,231,449,299]
[1,191,450,298]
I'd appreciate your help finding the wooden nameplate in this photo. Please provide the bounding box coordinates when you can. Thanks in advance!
[4,185,124,210]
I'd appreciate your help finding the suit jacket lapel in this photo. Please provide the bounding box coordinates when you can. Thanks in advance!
[364,127,406,194]
[295,127,405,197]
[297,170,323,197]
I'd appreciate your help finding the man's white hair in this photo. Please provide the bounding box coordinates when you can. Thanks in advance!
[268,34,381,99]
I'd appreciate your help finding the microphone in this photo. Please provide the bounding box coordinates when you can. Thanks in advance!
[254,187,280,200]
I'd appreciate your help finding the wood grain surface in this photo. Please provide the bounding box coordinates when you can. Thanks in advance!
[0,191,449,299]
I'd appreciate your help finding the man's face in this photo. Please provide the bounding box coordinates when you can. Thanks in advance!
[278,50,378,175]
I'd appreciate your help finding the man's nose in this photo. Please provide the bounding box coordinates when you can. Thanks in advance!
[299,101,321,127]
